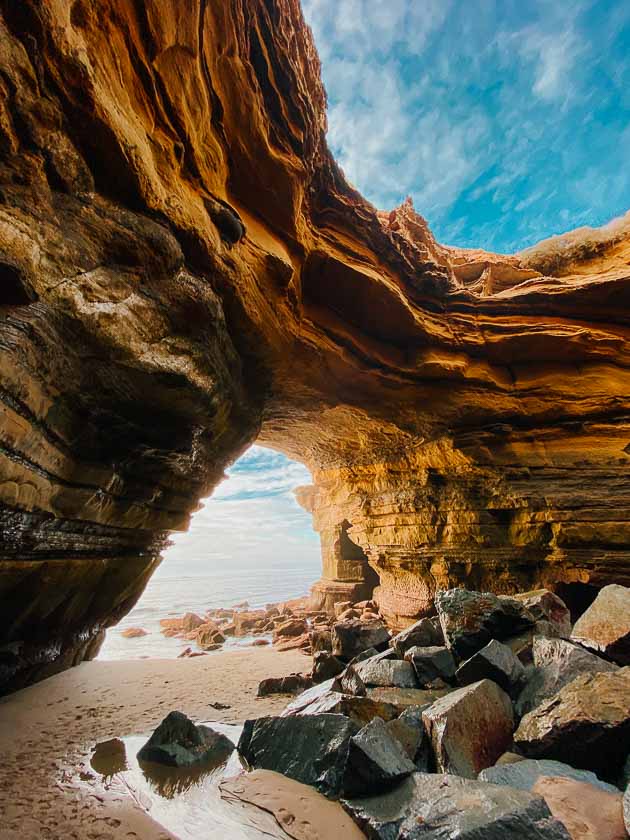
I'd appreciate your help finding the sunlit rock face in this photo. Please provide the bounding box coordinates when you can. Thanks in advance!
[0,0,628,688]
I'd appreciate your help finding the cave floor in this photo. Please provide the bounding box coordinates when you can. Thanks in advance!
[0,648,308,840]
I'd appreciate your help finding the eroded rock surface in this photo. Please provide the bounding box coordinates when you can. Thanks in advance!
[0,0,629,691]
[514,668,630,778]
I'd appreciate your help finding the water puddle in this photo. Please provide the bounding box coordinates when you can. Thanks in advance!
[82,723,291,839]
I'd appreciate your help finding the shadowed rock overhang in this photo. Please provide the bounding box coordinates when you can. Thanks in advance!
[0,0,628,692]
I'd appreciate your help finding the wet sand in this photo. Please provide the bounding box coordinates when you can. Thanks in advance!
[0,648,309,840]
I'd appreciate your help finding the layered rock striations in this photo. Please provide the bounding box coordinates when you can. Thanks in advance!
[0,0,628,690]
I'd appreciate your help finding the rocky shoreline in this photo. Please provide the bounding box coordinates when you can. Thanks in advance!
[139,584,630,839]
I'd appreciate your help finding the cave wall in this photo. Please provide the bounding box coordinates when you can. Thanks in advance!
[0,0,628,690]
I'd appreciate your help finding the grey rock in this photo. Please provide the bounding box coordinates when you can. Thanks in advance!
[356,658,418,689]
[281,677,342,716]
[422,679,514,778]
[456,639,525,696]
[339,664,368,696]
[342,717,416,797]
[137,711,234,768]
[237,713,359,797]
[405,645,457,687]
[390,617,444,657]
[571,584,630,666]
[515,635,618,717]
[332,619,391,661]
[385,706,431,770]
[436,589,535,661]
[342,772,571,839]
[312,650,345,683]
[480,758,620,794]
[624,778,629,834]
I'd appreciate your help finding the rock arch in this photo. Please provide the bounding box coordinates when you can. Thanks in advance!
[0,0,628,691]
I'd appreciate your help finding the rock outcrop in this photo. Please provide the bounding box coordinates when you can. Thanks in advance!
[0,0,629,691]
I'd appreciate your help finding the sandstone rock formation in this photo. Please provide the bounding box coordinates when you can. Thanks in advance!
[0,0,629,692]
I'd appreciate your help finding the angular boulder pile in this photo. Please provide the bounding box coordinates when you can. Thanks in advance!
[237,584,630,839]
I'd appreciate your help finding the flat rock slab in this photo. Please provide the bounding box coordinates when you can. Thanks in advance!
[514,667,630,778]
[436,589,534,661]
[238,713,359,797]
[515,636,618,717]
[366,686,451,712]
[422,679,514,777]
[343,717,416,797]
[571,584,630,666]
[355,659,417,689]
[136,710,235,768]
[531,776,628,840]
[480,758,620,794]
[456,639,525,695]
[219,769,366,840]
[342,772,571,839]
[289,689,401,725]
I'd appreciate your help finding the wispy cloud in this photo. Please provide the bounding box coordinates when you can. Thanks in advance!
[161,446,319,577]
[302,0,630,252]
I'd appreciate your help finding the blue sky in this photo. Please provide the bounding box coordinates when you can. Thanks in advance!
[302,0,630,253]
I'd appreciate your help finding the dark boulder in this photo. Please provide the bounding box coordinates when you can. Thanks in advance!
[405,645,457,687]
[422,679,514,778]
[514,667,630,779]
[390,618,444,657]
[312,650,345,683]
[456,639,525,696]
[570,584,630,666]
[310,629,332,653]
[338,664,367,696]
[257,674,312,697]
[137,711,234,768]
[515,636,618,717]
[436,589,535,661]
[342,772,571,839]
[237,713,359,797]
[332,619,390,661]
[341,717,416,797]
[479,758,620,794]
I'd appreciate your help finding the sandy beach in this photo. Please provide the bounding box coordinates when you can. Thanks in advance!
[0,648,310,840]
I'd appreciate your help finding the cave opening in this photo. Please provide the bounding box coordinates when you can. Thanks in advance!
[98,445,321,660]
[339,519,380,593]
